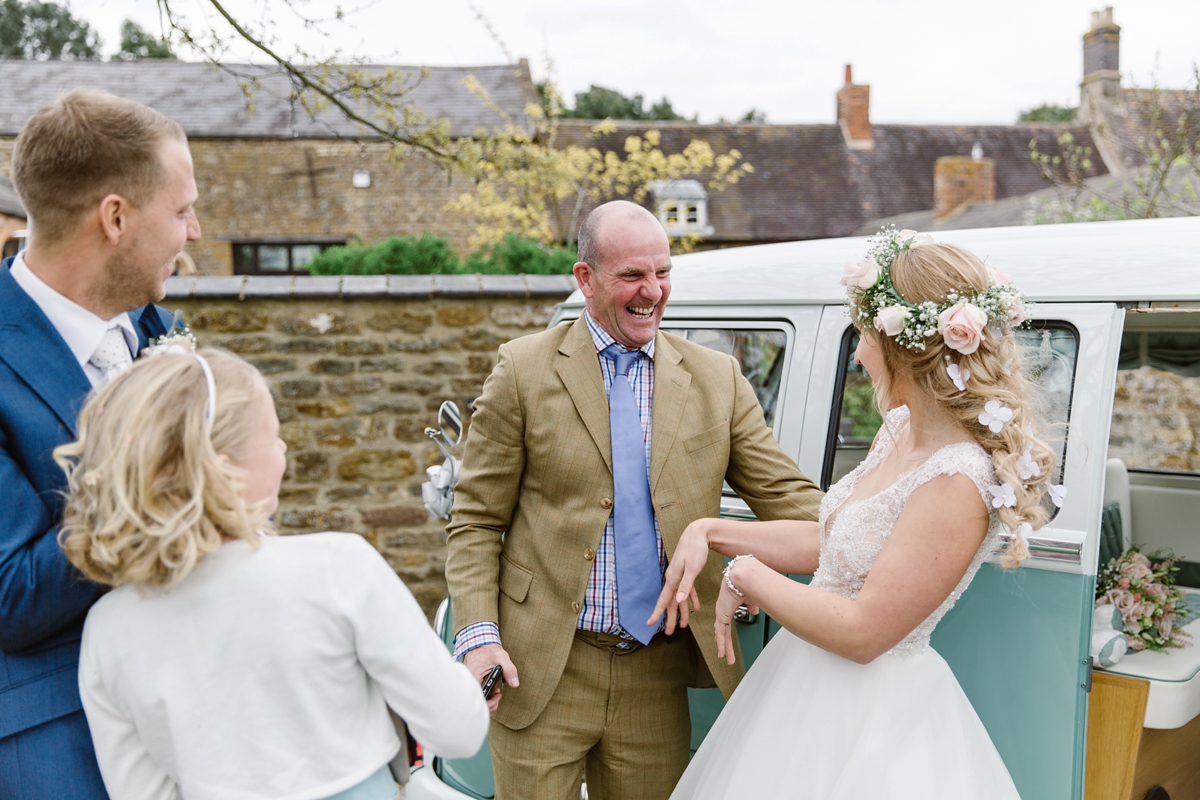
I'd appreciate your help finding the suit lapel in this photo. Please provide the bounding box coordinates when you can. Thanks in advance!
[0,261,92,435]
[132,303,169,353]
[555,317,613,473]
[650,333,690,493]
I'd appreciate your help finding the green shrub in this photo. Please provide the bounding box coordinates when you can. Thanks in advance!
[305,234,461,276]
[303,233,578,276]
[464,234,577,275]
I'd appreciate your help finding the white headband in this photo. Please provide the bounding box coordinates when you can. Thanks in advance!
[192,353,217,438]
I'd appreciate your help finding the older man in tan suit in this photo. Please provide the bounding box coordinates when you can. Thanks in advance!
[445,201,822,800]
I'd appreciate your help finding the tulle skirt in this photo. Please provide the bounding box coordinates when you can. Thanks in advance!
[671,630,1021,799]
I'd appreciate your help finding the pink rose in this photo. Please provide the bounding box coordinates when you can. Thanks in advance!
[937,302,988,354]
[1007,297,1026,326]
[990,266,1014,285]
[873,305,911,337]
[1128,562,1153,580]
[841,259,879,290]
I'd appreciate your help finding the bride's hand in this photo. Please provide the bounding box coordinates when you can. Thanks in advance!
[714,579,745,666]
[648,518,714,634]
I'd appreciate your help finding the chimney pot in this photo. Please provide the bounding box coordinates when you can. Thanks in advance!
[934,155,995,219]
[837,65,872,148]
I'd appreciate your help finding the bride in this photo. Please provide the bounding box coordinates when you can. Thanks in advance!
[655,229,1060,799]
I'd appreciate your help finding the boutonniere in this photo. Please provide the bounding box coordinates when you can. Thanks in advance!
[143,310,197,357]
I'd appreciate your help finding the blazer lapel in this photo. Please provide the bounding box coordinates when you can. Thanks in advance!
[555,317,613,473]
[132,303,169,353]
[0,262,92,435]
[650,332,691,493]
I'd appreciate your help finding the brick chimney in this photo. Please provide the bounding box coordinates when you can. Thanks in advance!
[1078,7,1121,123]
[837,64,872,149]
[933,153,995,219]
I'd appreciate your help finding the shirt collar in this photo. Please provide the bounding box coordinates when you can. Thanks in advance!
[10,251,137,369]
[584,311,655,360]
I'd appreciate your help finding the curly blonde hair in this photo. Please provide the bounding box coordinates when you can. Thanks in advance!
[856,243,1057,566]
[55,348,272,588]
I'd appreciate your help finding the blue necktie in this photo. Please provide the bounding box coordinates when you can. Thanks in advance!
[601,344,662,645]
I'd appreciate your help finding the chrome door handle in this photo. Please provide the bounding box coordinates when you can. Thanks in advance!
[733,604,758,624]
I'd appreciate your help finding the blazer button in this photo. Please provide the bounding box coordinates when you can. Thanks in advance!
[584,549,594,561]
[572,602,582,612]
[601,498,613,509]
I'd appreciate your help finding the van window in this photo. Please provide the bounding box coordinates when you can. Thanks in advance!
[662,327,788,429]
[1112,332,1200,473]
[823,325,1079,497]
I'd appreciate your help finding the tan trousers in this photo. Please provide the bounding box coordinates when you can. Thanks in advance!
[489,630,693,800]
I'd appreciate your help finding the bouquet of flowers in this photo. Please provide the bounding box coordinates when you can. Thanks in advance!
[1096,547,1193,652]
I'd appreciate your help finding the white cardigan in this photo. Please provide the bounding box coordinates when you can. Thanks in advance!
[78,532,489,800]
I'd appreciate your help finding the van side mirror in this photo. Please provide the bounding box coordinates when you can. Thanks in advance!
[435,400,462,448]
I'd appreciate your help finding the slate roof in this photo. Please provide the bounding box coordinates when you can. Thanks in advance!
[0,59,538,139]
[556,120,1108,244]
[0,175,25,218]
[1094,88,1200,173]
[858,162,1200,234]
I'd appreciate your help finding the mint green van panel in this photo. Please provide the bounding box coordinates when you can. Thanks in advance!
[932,565,1095,800]
[435,603,495,800]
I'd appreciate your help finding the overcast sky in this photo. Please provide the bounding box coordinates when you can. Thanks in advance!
[68,0,1200,125]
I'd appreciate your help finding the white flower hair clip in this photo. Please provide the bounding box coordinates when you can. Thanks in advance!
[978,400,1014,433]
[988,482,1018,509]
[1017,444,1041,481]
[946,362,970,391]
[82,469,102,487]
[1016,521,1034,540]
[1048,484,1067,508]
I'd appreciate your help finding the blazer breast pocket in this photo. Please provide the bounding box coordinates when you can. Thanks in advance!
[499,552,534,603]
[684,421,729,455]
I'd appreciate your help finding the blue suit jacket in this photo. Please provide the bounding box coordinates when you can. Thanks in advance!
[0,257,174,740]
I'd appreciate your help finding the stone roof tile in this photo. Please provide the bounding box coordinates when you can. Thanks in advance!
[0,59,537,139]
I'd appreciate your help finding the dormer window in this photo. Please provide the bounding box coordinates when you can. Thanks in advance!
[649,179,714,237]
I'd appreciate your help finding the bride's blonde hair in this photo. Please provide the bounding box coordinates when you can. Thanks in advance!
[55,348,271,588]
[856,243,1057,566]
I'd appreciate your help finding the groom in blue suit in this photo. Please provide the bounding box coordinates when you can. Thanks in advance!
[0,90,200,798]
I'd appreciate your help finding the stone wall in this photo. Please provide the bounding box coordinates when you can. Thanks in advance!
[1110,366,1200,471]
[0,137,478,276]
[167,273,575,617]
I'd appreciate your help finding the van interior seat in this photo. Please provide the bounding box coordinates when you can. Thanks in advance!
[1102,457,1134,551]
[1100,589,1200,729]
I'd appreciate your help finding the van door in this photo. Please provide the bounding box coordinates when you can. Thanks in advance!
[798,303,1123,800]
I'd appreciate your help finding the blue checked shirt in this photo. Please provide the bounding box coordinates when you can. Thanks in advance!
[453,312,667,659]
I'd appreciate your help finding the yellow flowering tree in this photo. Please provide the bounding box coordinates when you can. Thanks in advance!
[156,0,751,249]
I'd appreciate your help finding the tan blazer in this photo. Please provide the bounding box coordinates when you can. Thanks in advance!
[445,316,822,730]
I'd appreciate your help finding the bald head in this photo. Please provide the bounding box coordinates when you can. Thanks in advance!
[577,201,662,270]
[572,201,672,349]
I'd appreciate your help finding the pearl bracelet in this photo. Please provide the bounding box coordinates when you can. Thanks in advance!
[723,554,757,598]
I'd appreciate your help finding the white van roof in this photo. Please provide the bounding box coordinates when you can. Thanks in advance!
[562,216,1200,307]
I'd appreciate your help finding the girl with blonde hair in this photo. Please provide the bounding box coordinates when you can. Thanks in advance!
[657,230,1061,799]
[56,347,488,800]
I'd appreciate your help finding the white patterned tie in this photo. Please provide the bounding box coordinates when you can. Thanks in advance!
[89,326,133,384]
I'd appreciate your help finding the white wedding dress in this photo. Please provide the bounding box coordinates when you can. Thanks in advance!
[671,407,1021,799]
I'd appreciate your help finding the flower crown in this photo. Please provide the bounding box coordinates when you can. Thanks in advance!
[842,227,1027,355]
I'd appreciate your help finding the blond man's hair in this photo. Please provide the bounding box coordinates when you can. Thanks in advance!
[11,89,186,244]
[55,348,271,589]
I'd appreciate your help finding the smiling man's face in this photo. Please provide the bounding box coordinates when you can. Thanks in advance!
[575,211,672,349]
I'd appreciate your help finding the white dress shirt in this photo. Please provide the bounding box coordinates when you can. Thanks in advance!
[79,532,489,800]
[9,252,137,387]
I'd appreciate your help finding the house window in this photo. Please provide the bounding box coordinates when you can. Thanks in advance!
[648,179,713,237]
[232,240,341,275]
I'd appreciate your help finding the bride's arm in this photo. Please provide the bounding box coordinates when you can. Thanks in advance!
[724,473,988,665]
[649,517,820,633]
[696,517,820,573]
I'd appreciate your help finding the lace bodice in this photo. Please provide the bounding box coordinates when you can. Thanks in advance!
[812,406,1003,656]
